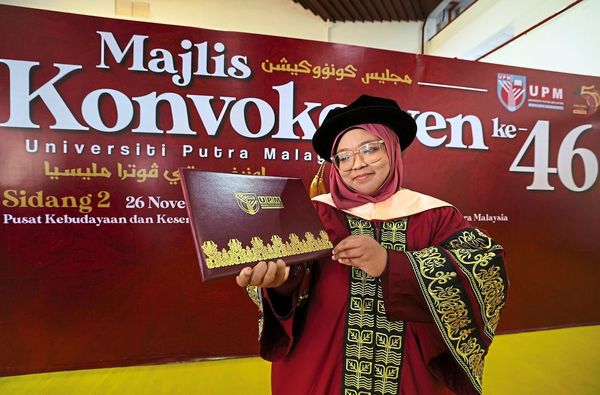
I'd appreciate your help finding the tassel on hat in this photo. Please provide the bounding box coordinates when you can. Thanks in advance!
[309,161,327,198]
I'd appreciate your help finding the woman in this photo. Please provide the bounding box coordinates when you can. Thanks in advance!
[236,95,508,395]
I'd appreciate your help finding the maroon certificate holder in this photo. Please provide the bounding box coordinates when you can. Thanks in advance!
[180,170,333,281]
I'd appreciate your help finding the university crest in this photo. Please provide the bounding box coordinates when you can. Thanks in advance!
[235,193,260,215]
[497,73,526,112]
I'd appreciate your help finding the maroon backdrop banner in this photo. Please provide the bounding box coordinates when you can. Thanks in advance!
[1,6,598,375]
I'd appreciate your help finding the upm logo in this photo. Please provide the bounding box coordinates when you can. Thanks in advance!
[497,73,526,112]
[528,84,564,110]
[235,193,283,215]
[529,85,563,99]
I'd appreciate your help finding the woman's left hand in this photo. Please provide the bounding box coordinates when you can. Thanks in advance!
[332,235,388,277]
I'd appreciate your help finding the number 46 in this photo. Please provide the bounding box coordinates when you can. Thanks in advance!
[510,121,598,191]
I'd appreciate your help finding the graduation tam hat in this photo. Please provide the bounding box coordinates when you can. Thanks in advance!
[312,95,417,161]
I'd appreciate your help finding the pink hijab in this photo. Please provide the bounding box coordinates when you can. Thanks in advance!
[329,123,403,209]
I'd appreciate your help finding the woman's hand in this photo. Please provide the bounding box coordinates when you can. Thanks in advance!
[332,235,388,277]
[236,259,290,288]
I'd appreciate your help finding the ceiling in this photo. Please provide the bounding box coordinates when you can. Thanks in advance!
[292,0,445,22]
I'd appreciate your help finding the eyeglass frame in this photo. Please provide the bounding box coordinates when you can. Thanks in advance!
[330,139,387,171]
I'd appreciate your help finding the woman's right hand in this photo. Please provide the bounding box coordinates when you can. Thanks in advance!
[235,259,290,288]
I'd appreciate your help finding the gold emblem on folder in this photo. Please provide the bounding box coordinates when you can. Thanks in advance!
[235,192,284,215]
[235,193,260,215]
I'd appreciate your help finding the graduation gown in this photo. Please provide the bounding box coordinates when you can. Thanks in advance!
[246,189,508,395]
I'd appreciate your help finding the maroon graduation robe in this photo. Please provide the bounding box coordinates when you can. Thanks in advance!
[248,190,508,395]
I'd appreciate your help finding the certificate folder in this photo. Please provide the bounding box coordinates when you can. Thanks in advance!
[180,170,333,281]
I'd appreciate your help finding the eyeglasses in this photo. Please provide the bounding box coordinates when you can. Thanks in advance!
[331,140,386,171]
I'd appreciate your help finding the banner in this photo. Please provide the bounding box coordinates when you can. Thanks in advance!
[1,5,598,375]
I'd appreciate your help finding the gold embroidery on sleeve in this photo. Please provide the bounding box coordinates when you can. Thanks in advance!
[407,246,486,393]
[443,229,507,340]
[245,285,264,340]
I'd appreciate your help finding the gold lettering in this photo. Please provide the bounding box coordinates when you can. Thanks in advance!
[2,189,20,207]
[1,189,97,214]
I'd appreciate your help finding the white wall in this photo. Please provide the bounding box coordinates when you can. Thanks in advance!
[482,0,600,77]
[0,0,324,39]
[329,20,421,53]
[426,0,600,77]
[142,0,325,41]
[0,0,420,52]
[0,0,116,19]
[0,0,597,76]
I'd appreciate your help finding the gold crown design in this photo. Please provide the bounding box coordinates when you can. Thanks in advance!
[201,230,332,269]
